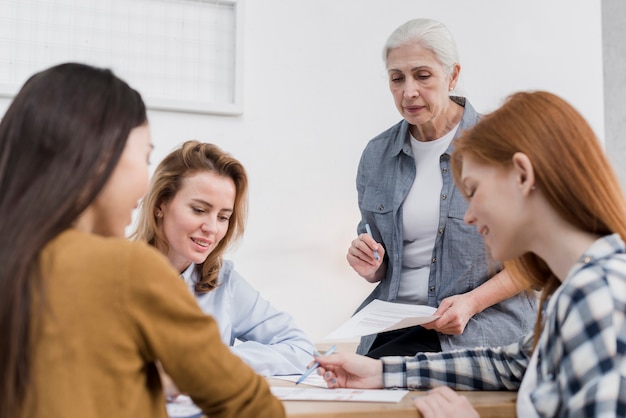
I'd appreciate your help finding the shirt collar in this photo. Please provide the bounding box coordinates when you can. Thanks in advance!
[180,263,196,283]
[565,233,625,282]
[390,96,476,157]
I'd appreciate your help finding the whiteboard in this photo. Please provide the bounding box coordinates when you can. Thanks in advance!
[0,0,243,115]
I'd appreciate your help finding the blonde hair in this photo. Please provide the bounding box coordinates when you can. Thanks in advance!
[131,140,248,293]
[451,91,626,347]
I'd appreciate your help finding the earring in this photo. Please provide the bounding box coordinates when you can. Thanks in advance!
[156,211,163,218]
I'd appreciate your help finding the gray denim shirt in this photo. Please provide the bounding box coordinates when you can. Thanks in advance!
[355,97,537,355]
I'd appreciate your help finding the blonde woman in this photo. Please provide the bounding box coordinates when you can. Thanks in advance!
[132,140,315,378]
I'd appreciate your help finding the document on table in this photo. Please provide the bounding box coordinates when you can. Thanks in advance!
[324,299,438,340]
[270,386,408,403]
[271,373,328,388]
[166,395,202,418]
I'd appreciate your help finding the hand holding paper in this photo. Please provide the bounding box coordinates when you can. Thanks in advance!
[324,299,439,340]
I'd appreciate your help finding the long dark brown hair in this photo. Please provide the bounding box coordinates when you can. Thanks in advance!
[0,63,147,416]
[451,91,626,348]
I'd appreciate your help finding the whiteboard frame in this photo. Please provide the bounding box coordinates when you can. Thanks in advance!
[0,0,244,116]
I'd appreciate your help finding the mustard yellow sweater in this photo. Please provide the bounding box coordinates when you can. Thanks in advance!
[23,229,284,418]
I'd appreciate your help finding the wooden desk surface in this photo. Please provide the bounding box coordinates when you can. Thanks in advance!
[268,378,517,418]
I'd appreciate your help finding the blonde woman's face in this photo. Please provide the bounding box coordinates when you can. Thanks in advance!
[158,171,235,273]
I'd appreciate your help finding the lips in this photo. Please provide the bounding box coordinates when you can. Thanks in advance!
[404,105,423,112]
[191,237,211,248]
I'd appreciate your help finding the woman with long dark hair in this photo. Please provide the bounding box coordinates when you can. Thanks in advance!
[0,63,283,418]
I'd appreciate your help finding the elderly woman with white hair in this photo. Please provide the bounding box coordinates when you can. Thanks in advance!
[346,18,537,358]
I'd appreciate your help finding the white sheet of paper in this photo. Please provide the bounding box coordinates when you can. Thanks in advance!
[271,373,328,388]
[324,299,438,340]
[270,386,408,403]
[166,395,202,418]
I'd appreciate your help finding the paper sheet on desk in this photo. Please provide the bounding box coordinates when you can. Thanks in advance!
[166,395,202,418]
[271,386,408,403]
[272,373,328,388]
[324,299,438,340]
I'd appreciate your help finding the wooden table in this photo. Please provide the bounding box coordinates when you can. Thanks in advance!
[269,378,517,418]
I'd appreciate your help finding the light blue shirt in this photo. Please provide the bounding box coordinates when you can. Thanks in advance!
[181,260,315,376]
[354,97,537,354]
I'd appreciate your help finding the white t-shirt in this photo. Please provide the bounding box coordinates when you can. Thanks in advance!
[397,124,459,303]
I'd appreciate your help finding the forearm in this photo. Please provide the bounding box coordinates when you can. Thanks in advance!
[382,334,531,391]
[233,338,315,376]
[465,269,528,315]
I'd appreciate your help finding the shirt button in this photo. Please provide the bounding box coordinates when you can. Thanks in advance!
[429,286,435,292]
[438,228,444,234]
[442,167,448,173]
[432,257,437,263]
[441,194,447,200]
[379,204,385,211]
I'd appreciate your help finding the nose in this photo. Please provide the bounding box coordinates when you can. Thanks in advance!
[463,205,476,226]
[404,78,420,99]
[200,216,217,233]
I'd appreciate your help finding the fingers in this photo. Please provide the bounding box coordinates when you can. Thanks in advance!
[319,369,339,388]
[347,235,382,264]
[413,387,478,418]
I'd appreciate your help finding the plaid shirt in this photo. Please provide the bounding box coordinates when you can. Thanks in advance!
[382,234,626,417]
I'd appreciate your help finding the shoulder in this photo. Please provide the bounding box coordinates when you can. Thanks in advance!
[454,97,481,132]
[358,120,408,168]
[47,229,169,269]
[554,253,626,324]
[42,229,186,307]
[365,120,407,149]
[219,259,259,295]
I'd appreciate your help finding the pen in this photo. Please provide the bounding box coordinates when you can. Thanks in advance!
[295,344,337,385]
[364,223,380,260]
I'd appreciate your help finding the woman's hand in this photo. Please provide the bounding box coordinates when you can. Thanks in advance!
[157,362,181,402]
[421,294,477,335]
[346,233,386,283]
[413,386,479,418]
[315,352,384,389]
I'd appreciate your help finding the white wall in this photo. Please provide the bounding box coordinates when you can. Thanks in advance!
[0,0,604,343]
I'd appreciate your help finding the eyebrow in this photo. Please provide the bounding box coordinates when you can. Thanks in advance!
[388,65,434,73]
[190,198,233,212]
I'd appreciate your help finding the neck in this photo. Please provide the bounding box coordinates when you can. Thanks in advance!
[411,99,463,142]
[529,214,600,281]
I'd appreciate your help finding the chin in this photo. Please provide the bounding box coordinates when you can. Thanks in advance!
[490,247,521,263]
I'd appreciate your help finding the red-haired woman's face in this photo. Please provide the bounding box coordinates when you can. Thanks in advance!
[460,154,531,262]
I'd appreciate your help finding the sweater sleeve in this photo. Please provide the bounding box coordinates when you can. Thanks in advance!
[382,332,532,391]
[122,243,284,418]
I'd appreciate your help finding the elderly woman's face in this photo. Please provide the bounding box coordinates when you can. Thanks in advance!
[387,42,457,130]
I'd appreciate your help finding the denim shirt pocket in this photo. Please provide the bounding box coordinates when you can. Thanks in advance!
[361,187,394,237]
[447,187,468,220]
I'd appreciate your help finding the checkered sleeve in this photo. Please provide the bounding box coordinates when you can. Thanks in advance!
[382,332,531,390]
[546,259,626,416]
